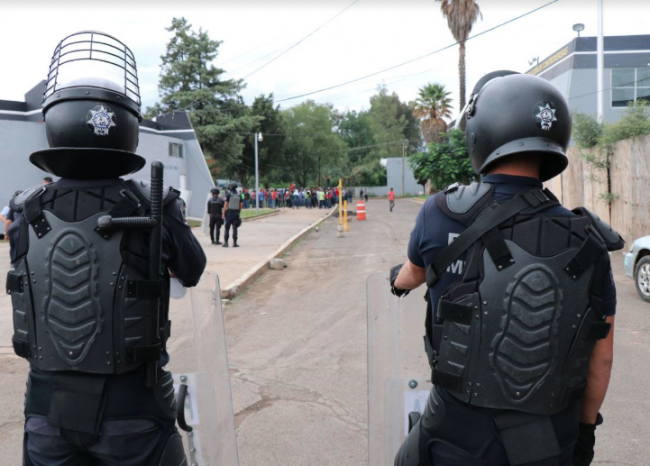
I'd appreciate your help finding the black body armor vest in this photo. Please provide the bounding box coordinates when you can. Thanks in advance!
[6,180,179,375]
[424,182,623,415]
[207,197,224,217]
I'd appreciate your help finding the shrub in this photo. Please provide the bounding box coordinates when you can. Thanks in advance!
[572,113,602,149]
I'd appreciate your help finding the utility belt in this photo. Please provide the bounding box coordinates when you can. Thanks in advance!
[418,386,579,465]
[25,367,177,441]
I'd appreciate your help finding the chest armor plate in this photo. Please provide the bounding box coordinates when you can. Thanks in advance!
[10,210,157,374]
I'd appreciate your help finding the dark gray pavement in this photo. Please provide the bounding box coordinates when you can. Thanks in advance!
[225,198,650,466]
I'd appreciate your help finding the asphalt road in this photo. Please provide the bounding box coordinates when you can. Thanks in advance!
[225,198,417,466]
[225,198,650,466]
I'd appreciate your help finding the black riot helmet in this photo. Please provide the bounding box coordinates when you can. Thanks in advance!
[228,183,238,193]
[29,31,145,179]
[211,188,220,195]
[464,73,571,182]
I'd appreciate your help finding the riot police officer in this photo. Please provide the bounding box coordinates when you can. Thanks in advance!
[223,183,242,248]
[390,72,623,466]
[207,187,225,244]
[6,31,206,465]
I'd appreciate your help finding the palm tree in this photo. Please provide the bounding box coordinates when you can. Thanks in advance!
[437,0,482,110]
[413,83,453,144]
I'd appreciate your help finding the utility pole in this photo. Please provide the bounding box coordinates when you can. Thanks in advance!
[401,140,407,197]
[254,132,263,213]
[597,0,605,123]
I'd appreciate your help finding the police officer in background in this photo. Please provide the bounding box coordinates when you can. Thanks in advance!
[6,31,206,465]
[207,188,225,244]
[391,72,623,466]
[223,183,242,248]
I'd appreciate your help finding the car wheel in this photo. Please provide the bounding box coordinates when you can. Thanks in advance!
[635,256,650,303]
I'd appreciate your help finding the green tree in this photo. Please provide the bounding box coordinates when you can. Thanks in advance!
[146,17,259,179]
[413,83,453,144]
[409,128,476,191]
[338,110,374,165]
[282,101,346,187]
[368,87,421,160]
[437,0,482,110]
[236,94,285,186]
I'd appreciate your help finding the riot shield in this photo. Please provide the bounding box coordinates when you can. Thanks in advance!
[367,272,433,466]
[167,271,239,466]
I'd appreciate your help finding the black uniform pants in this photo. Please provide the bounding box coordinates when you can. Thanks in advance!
[224,212,239,242]
[23,417,172,466]
[395,387,579,466]
[209,216,223,242]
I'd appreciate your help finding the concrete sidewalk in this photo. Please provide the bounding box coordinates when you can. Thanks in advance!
[197,207,334,297]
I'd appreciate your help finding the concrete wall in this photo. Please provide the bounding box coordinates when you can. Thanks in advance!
[386,157,421,196]
[545,134,650,243]
[351,157,424,197]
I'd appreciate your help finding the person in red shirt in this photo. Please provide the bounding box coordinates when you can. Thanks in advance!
[388,187,395,212]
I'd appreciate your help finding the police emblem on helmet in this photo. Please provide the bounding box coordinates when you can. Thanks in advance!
[87,105,117,136]
[535,102,557,131]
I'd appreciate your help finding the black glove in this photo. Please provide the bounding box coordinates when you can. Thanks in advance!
[390,264,410,298]
[573,413,603,466]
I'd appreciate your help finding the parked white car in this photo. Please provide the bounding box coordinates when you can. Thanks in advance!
[624,235,650,302]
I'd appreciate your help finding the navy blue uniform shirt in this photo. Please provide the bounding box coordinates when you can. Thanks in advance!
[407,174,617,317]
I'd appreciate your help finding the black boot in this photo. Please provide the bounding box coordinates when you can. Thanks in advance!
[222,240,229,248]
[216,236,222,245]
[233,238,239,248]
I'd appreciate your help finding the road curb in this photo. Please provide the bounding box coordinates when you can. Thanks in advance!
[221,207,338,299]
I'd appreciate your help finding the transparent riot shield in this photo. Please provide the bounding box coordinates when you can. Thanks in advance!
[167,271,239,466]
[367,272,433,466]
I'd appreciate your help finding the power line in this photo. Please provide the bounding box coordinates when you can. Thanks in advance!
[242,0,360,80]
[276,0,559,103]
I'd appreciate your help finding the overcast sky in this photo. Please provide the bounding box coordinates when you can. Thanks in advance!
[1,0,647,119]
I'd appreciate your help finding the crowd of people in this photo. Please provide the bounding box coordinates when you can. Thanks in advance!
[234,185,356,210]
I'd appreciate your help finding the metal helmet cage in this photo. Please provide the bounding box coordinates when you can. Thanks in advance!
[43,31,141,110]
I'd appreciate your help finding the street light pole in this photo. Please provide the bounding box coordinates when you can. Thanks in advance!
[597,0,605,123]
[254,132,262,213]
[401,140,407,197]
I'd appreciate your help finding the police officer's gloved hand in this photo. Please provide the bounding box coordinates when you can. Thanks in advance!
[390,264,410,298]
[573,413,603,466]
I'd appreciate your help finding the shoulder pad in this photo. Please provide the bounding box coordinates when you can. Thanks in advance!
[446,182,491,214]
[12,184,46,210]
[573,207,625,251]
[127,180,177,205]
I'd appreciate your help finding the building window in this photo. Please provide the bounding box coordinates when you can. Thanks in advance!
[612,67,650,107]
[169,142,183,158]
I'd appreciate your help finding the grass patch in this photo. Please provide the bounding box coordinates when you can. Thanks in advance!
[187,219,202,228]
[240,209,276,219]
[414,195,430,200]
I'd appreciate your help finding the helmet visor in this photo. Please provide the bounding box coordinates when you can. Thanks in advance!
[43,31,140,105]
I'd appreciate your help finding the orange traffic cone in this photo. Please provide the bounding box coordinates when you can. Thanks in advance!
[357,201,366,220]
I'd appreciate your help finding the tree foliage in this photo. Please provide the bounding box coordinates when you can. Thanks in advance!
[409,128,476,191]
[237,94,285,185]
[281,101,346,187]
[145,17,259,178]
[437,0,482,110]
[413,83,453,144]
